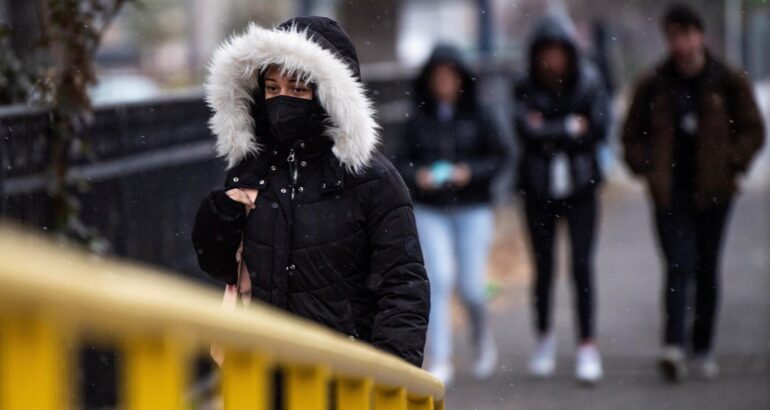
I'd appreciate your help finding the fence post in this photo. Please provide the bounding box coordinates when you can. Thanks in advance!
[0,311,70,410]
[336,376,373,410]
[285,364,330,410]
[123,334,187,410]
[375,386,407,410]
[222,350,271,410]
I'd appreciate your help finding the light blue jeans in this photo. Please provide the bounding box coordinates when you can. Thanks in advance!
[414,204,495,365]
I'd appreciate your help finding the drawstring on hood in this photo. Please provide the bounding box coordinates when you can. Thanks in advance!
[205,16,380,174]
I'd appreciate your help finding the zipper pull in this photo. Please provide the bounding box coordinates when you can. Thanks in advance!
[287,148,298,200]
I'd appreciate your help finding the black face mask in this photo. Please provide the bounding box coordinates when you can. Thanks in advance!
[264,95,325,147]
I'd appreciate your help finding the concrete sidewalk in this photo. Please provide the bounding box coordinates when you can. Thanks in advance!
[442,182,770,410]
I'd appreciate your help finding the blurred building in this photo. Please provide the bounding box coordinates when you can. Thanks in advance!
[2,0,768,101]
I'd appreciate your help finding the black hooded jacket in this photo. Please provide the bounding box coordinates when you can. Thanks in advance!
[192,17,429,366]
[397,45,508,207]
[513,15,609,199]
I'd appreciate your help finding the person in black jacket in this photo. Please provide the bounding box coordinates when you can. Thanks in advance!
[622,5,764,383]
[397,45,508,384]
[192,16,430,367]
[513,15,609,384]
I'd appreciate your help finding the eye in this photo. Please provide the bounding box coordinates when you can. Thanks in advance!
[293,86,309,94]
[265,85,279,93]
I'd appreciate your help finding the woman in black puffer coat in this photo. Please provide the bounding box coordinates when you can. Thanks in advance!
[192,16,430,367]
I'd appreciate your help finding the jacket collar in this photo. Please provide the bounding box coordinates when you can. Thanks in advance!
[658,50,725,85]
[225,139,346,195]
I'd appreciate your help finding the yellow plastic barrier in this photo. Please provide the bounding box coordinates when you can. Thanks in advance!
[0,225,444,409]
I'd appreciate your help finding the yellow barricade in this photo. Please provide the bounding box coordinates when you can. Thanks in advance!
[0,225,444,409]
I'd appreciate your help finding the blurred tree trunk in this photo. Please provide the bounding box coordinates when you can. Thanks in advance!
[337,0,402,64]
[42,0,132,249]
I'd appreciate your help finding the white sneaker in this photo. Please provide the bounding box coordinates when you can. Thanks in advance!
[472,331,498,380]
[528,333,556,377]
[428,361,454,386]
[575,344,603,385]
[659,346,687,383]
[691,354,719,380]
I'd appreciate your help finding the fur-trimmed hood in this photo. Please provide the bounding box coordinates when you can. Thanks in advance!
[205,16,380,173]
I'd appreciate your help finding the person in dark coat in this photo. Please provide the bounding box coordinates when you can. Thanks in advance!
[513,14,609,384]
[622,4,764,382]
[397,44,509,384]
[192,16,430,367]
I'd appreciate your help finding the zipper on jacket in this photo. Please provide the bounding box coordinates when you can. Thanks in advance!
[287,148,298,200]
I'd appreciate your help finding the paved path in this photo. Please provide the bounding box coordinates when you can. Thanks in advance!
[442,181,770,410]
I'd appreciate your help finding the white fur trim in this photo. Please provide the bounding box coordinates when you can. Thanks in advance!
[204,23,380,173]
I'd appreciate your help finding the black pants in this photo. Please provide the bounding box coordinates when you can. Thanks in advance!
[654,196,732,354]
[523,189,598,341]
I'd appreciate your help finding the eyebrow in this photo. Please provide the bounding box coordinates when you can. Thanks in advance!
[265,77,302,83]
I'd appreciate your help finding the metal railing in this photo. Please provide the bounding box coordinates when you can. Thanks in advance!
[0,225,444,410]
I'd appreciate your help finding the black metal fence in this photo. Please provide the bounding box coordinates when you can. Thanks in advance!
[0,68,515,284]
[0,94,223,282]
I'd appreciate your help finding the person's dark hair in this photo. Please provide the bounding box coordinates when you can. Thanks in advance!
[662,3,705,32]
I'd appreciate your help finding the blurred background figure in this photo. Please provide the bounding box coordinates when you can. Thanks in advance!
[621,3,764,383]
[513,14,609,385]
[397,44,509,385]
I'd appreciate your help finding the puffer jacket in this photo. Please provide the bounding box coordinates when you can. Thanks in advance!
[192,16,430,366]
[397,45,509,207]
[513,15,610,200]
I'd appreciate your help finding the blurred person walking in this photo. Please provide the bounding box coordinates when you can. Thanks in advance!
[622,4,764,383]
[192,16,430,368]
[513,15,609,385]
[397,45,509,384]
